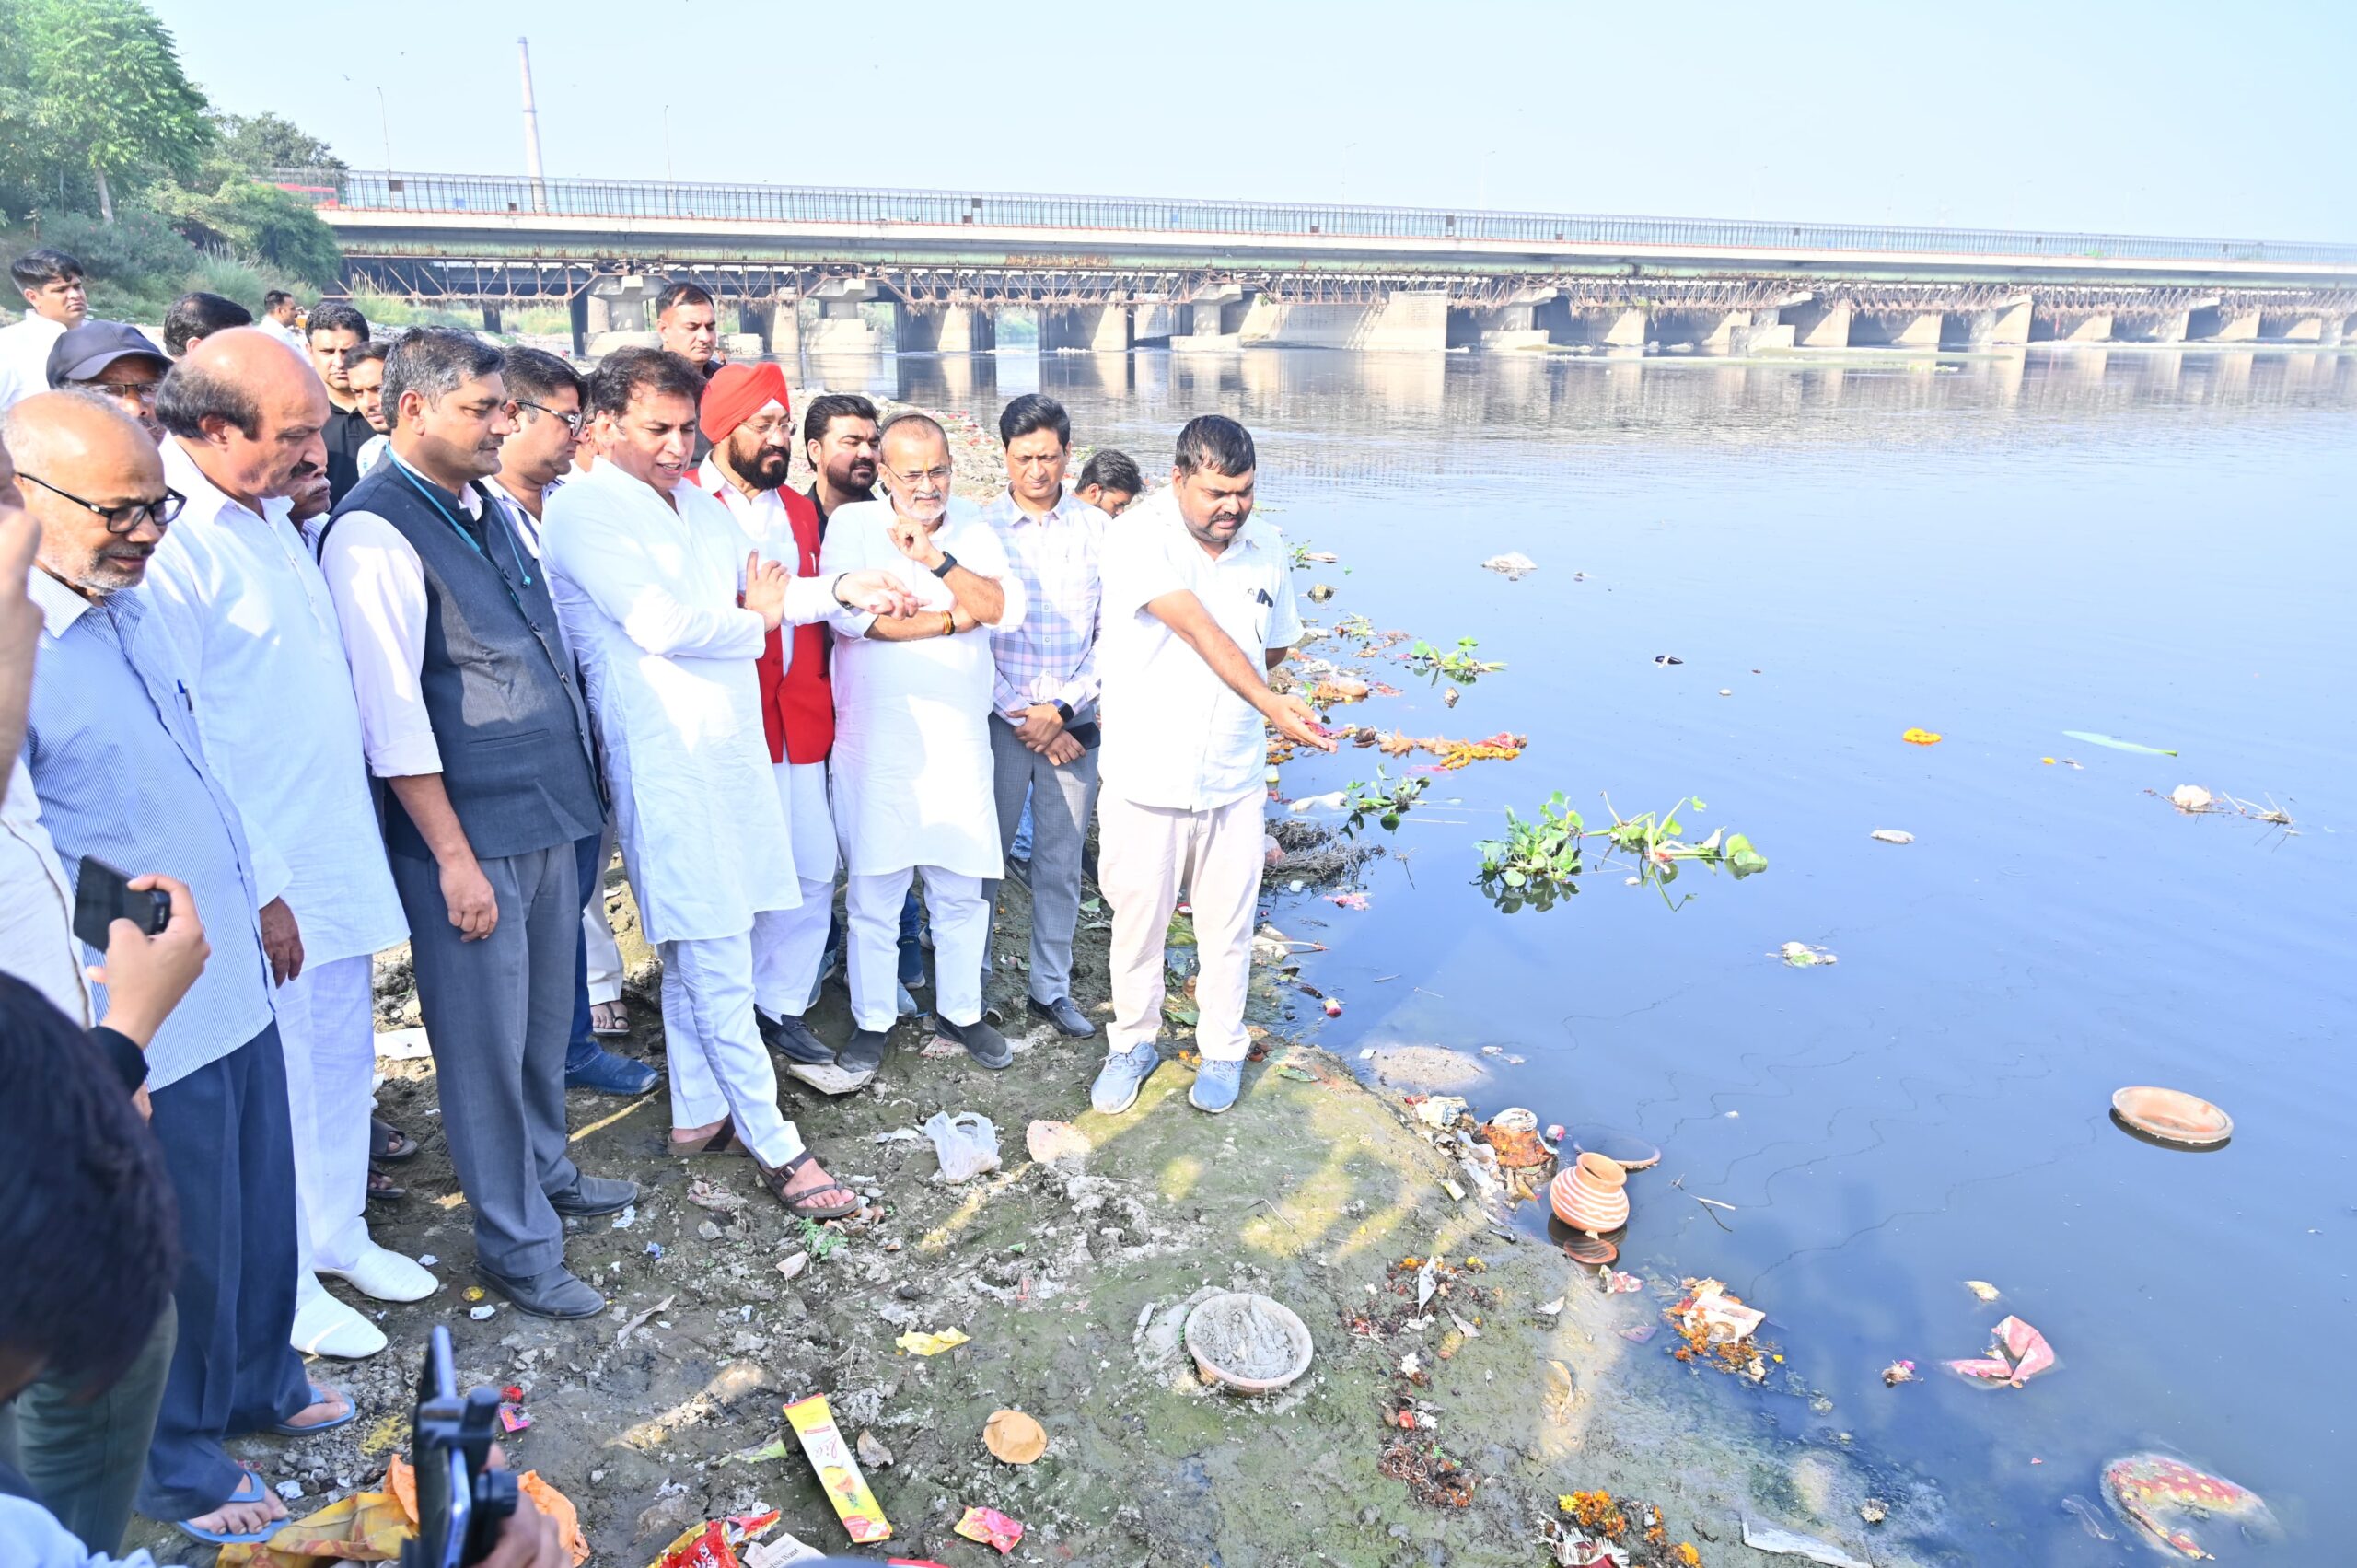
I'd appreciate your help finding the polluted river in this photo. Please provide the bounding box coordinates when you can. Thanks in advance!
[187,343,2351,1568]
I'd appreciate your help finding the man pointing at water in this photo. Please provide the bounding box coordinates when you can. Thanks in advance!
[1090,415,1331,1117]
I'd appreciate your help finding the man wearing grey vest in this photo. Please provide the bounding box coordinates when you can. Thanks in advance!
[319,329,636,1319]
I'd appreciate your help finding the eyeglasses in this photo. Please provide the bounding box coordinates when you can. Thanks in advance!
[509,399,583,436]
[884,463,953,487]
[18,473,185,534]
[88,378,161,406]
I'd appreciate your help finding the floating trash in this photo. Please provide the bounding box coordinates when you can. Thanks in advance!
[2104,1452,2276,1559]
[1183,1291,1315,1394]
[2111,1086,2233,1149]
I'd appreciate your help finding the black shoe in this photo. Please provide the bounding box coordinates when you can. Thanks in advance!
[840,1027,891,1075]
[758,1009,837,1065]
[1027,995,1095,1037]
[1006,854,1033,889]
[546,1173,639,1217]
[933,1014,1013,1070]
[474,1263,605,1319]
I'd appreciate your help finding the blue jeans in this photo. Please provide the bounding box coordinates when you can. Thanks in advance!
[565,833,603,1069]
[1011,792,1036,860]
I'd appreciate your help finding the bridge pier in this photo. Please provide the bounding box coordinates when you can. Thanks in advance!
[1651,308,1748,354]
[2260,309,2329,342]
[2188,306,2260,342]
[1850,308,1944,349]
[568,290,591,357]
[1539,302,1646,349]
[1940,297,2032,350]
[1782,299,1853,349]
[737,296,799,358]
[1248,291,1448,351]
[2032,307,2114,343]
[1171,286,1245,351]
[895,304,996,354]
[1040,304,1131,354]
[806,279,887,354]
[2111,309,2190,344]
[1129,302,1179,344]
[1444,301,1546,351]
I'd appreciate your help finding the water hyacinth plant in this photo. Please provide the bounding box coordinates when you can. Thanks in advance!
[1474,794,1767,912]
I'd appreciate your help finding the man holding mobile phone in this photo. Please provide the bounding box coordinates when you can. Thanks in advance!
[5,391,344,1543]
[0,974,570,1568]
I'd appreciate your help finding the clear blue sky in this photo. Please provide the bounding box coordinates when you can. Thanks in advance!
[152,0,2355,240]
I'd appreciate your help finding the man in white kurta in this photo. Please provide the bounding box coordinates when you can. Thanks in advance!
[690,365,842,1064]
[819,412,1027,1074]
[140,331,433,1360]
[542,349,911,1216]
[1090,415,1332,1119]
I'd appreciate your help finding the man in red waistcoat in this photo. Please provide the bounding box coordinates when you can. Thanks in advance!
[693,364,842,1065]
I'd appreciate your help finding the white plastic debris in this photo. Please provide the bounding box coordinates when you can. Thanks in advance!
[921,1110,1003,1183]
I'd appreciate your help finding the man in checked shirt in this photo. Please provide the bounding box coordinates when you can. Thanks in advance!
[982,395,1104,1040]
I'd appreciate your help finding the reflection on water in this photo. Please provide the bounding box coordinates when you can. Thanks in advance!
[805,345,2354,1562]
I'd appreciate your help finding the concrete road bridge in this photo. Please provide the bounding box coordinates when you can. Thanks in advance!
[289,169,2357,356]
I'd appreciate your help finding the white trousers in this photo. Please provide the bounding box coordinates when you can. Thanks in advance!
[753,760,837,1021]
[659,923,804,1167]
[847,867,986,1031]
[273,952,377,1273]
[583,820,624,1005]
[1100,790,1262,1063]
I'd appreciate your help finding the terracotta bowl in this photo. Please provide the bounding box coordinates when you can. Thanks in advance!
[2111,1086,2233,1149]
[1183,1292,1315,1394]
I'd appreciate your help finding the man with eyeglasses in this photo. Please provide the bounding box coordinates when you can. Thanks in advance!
[43,320,169,444]
[143,330,434,1365]
[304,302,373,505]
[6,389,351,1541]
[484,346,655,1098]
[819,412,1027,1076]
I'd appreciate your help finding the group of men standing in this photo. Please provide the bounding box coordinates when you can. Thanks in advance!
[0,252,1330,1551]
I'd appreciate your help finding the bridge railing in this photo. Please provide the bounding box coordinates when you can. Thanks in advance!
[272,170,2357,266]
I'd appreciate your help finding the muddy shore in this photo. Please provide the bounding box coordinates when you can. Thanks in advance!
[130,849,1947,1568]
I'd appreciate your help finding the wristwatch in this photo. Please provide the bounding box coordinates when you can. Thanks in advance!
[1052,700,1075,724]
[930,552,958,579]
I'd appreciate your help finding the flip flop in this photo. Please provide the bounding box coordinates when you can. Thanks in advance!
[371,1117,421,1162]
[271,1380,356,1436]
[591,1001,631,1037]
[366,1168,406,1203]
[176,1467,282,1546]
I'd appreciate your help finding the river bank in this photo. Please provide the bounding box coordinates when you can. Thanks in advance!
[135,842,1945,1568]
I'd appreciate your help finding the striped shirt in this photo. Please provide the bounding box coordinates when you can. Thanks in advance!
[20,569,275,1090]
[984,489,1106,722]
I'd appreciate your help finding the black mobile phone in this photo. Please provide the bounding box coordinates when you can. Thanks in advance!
[71,858,169,953]
[401,1326,517,1568]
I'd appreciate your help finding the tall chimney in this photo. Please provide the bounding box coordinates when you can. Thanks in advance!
[517,37,547,208]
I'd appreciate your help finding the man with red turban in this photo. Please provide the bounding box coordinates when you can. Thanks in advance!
[694,364,844,1068]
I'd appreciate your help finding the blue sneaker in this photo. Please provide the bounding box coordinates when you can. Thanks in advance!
[897,936,927,990]
[565,1046,658,1097]
[1190,1059,1243,1115]
[1090,1045,1161,1116]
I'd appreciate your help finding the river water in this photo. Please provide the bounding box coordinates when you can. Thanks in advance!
[810,343,2354,1562]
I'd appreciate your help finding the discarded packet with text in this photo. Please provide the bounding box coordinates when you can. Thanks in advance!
[782,1393,893,1545]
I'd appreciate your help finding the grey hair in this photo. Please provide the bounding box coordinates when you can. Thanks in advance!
[382,328,503,432]
[153,361,263,441]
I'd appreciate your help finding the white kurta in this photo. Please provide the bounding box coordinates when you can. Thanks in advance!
[819,498,1026,881]
[542,460,839,946]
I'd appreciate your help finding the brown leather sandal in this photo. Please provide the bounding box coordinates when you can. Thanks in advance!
[757,1150,861,1219]
[669,1123,741,1156]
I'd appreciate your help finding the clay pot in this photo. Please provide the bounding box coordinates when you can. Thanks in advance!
[1550,1152,1630,1236]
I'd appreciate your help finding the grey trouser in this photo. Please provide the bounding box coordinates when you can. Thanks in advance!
[389,843,581,1278]
[0,1299,176,1554]
[988,714,1099,1006]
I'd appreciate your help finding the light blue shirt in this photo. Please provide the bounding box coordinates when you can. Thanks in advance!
[20,568,274,1090]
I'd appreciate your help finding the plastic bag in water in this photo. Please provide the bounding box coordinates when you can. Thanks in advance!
[922,1110,1003,1183]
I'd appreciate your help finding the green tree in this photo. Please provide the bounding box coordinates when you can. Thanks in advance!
[149,178,343,287]
[14,0,212,224]
[210,110,345,176]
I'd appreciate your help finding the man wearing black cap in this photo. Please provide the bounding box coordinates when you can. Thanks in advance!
[46,320,170,444]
